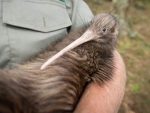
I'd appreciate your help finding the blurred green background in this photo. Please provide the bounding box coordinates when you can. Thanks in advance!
[84,0,150,113]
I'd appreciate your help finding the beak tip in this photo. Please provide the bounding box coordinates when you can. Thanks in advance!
[40,65,46,70]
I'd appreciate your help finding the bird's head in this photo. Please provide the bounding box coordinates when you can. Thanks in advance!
[87,13,119,43]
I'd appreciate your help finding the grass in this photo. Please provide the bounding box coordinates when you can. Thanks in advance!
[129,83,140,93]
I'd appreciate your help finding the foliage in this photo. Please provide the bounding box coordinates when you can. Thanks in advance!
[93,0,103,4]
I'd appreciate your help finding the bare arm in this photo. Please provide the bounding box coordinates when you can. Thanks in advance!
[74,51,126,113]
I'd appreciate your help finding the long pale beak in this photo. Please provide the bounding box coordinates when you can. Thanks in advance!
[41,30,98,70]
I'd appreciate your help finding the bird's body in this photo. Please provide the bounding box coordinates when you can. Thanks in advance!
[0,13,119,113]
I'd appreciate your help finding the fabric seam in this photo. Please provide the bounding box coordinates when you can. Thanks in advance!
[76,1,86,26]
[5,24,12,66]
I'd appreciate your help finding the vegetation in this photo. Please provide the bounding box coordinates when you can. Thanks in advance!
[84,0,150,113]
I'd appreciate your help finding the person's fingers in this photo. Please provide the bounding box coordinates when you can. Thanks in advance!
[74,51,126,113]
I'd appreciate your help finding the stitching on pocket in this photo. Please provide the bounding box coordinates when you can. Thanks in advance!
[4,19,70,29]
[25,0,65,8]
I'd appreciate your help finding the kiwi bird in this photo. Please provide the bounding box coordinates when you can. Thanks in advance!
[0,13,119,113]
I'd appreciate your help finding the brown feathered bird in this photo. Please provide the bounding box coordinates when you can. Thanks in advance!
[0,13,119,113]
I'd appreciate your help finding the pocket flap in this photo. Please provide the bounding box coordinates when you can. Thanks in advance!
[2,0,72,32]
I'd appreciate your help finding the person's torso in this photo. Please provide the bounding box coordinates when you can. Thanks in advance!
[0,0,72,68]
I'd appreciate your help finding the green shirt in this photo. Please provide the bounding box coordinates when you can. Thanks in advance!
[0,0,93,68]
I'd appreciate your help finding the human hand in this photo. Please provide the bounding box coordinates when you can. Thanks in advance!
[74,51,126,113]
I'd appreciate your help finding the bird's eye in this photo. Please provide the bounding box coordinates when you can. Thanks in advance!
[102,28,107,32]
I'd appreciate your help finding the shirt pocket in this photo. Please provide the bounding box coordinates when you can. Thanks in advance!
[2,0,72,32]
